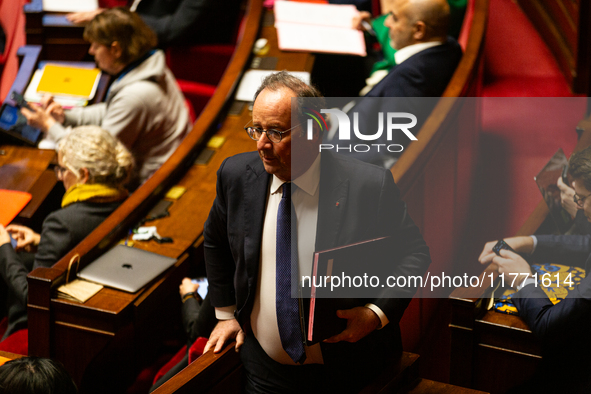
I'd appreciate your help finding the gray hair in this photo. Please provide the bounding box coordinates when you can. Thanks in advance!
[253,71,325,127]
[58,126,134,187]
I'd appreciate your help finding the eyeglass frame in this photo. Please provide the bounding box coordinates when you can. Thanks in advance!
[574,192,591,208]
[54,164,68,179]
[244,120,301,143]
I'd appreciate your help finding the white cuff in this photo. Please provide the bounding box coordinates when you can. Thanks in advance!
[364,304,389,329]
[215,305,236,320]
[530,235,538,253]
[516,277,536,291]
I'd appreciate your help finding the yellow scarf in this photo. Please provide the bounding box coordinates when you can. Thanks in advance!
[61,184,128,208]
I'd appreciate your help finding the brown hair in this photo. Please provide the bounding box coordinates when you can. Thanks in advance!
[569,146,591,191]
[84,7,157,65]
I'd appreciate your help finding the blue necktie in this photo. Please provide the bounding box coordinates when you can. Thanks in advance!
[276,182,306,364]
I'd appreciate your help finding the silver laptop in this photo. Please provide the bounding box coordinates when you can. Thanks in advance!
[78,245,177,293]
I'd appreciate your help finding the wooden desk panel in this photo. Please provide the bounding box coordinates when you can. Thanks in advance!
[0,146,55,191]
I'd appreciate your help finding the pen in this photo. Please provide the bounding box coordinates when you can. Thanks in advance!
[361,20,377,37]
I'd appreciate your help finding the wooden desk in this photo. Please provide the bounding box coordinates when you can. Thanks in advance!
[0,146,58,225]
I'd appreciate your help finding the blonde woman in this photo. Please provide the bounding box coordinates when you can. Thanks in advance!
[0,126,133,339]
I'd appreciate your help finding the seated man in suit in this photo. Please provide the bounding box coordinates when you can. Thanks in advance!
[203,71,431,393]
[478,146,591,393]
[336,0,463,167]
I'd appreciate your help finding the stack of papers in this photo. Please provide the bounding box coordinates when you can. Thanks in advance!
[57,279,103,303]
[274,1,366,56]
[236,70,311,102]
[42,0,98,12]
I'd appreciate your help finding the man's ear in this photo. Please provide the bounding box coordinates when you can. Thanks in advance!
[110,41,123,60]
[413,21,427,41]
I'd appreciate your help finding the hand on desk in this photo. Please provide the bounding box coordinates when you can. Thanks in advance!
[491,249,532,289]
[323,306,380,343]
[66,9,105,25]
[5,224,40,252]
[479,236,534,266]
[557,176,577,219]
[204,318,244,354]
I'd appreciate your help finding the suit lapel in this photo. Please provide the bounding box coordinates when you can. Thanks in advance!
[315,152,349,252]
[244,160,270,280]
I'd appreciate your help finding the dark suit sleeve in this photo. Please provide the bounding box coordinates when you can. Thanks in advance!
[139,0,212,46]
[0,212,73,307]
[373,171,431,324]
[512,275,591,341]
[204,158,237,310]
[533,235,591,268]
[182,294,217,344]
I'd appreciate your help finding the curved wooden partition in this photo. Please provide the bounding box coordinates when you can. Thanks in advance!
[393,0,488,350]
[26,0,489,390]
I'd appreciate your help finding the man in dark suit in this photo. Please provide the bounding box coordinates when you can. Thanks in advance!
[203,72,430,393]
[478,146,591,392]
[338,0,462,167]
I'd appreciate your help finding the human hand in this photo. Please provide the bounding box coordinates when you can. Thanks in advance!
[21,105,55,133]
[352,11,372,30]
[557,176,577,218]
[6,224,40,252]
[323,306,380,343]
[40,95,66,125]
[179,277,199,297]
[66,9,104,24]
[204,319,245,354]
[492,249,532,288]
[478,236,534,266]
[0,225,11,246]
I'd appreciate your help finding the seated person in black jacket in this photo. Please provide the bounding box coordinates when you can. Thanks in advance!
[478,146,591,393]
[67,0,242,47]
[0,126,133,339]
[149,277,217,392]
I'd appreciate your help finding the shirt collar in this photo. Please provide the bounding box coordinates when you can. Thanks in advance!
[394,41,442,65]
[270,153,321,197]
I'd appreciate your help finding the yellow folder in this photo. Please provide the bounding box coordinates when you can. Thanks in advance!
[36,64,101,99]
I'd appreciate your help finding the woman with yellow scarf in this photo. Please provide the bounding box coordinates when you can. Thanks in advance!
[0,125,133,339]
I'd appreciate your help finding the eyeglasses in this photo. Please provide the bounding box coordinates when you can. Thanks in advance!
[244,121,300,143]
[54,164,68,179]
[574,192,591,207]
